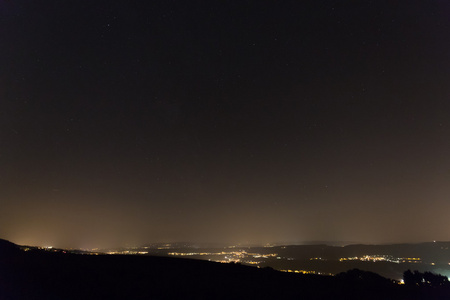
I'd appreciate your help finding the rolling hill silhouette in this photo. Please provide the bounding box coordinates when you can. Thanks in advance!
[0,239,449,299]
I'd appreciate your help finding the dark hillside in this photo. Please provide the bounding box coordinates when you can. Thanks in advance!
[0,238,19,255]
[0,239,448,300]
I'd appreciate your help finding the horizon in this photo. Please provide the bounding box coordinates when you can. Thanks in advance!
[6,237,449,251]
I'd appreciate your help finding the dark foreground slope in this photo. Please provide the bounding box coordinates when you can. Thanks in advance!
[0,239,449,300]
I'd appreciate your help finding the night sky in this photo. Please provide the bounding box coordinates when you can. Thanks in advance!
[1,0,450,248]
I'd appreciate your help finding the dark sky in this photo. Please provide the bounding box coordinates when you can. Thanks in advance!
[1,0,450,248]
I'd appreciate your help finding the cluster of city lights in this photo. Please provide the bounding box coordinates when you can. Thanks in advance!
[339,255,422,264]
[168,250,278,265]
[280,269,333,276]
[106,251,148,255]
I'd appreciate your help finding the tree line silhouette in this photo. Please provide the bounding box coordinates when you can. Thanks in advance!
[403,270,449,287]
